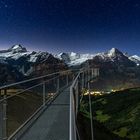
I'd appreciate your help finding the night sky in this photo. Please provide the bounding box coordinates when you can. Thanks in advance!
[0,0,140,54]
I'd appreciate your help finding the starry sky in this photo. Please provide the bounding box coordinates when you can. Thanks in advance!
[0,0,140,54]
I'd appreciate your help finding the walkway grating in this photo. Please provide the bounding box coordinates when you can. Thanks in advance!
[19,87,70,140]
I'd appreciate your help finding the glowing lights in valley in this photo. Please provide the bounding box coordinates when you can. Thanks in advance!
[84,88,122,96]
[84,90,103,96]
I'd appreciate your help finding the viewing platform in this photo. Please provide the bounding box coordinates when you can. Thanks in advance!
[0,67,99,140]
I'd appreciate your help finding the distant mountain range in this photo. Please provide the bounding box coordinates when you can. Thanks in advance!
[55,47,140,90]
[1,44,140,68]
[55,48,140,66]
[0,44,139,87]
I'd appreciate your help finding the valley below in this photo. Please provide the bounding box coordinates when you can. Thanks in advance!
[80,87,140,140]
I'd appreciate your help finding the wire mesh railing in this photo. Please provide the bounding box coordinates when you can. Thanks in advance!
[69,68,99,140]
[0,67,99,140]
[0,69,76,140]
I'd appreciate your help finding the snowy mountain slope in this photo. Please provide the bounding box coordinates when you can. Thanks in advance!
[55,48,138,66]
[0,45,51,63]
[94,48,133,65]
[1,45,138,67]
[55,52,95,66]
[0,45,66,78]
[129,55,140,65]
[0,45,31,60]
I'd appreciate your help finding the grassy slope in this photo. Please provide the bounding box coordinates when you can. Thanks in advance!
[80,88,140,140]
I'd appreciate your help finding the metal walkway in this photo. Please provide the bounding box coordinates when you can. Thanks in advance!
[0,67,99,140]
[19,87,70,140]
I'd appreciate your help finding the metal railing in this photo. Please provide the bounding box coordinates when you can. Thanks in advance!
[0,69,78,140]
[0,67,99,140]
[69,68,99,140]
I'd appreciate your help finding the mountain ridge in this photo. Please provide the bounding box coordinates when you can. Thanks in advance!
[0,45,139,66]
[55,47,140,66]
[0,44,139,87]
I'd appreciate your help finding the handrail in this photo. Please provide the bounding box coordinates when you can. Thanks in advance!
[71,72,81,88]
[71,68,91,88]
[0,69,72,90]
[69,69,86,140]
[69,67,99,140]
[0,75,60,103]
[0,68,77,140]
[0,66,99,140]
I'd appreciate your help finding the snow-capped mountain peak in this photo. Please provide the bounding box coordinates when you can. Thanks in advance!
[70,52,77,56]
[69,52,80,61]
[12,45,22,49]
[108,48,123,57]
[9,44,27,53]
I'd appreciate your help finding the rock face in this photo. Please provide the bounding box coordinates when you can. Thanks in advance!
[0,45,67,85]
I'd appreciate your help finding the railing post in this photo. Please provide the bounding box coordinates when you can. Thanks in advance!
[77,77,81,114]
[84,71,86,88]
[86,70,88,87]
[57,77,60,93]
[97,68,99,76]
[69,87,72,140]
[92,69,94,78]
[2,89,7,140]
[88,69,90,81]
[69,87,77,140]
[75,81,79,115]
[90,69,92,79]
[43,82,46,106]
[82,72,84,89]
[66,73,69,86]
[87,70,88,81]
[72,74,75,81]
[88,83,94,140]
[94,68,99,77]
